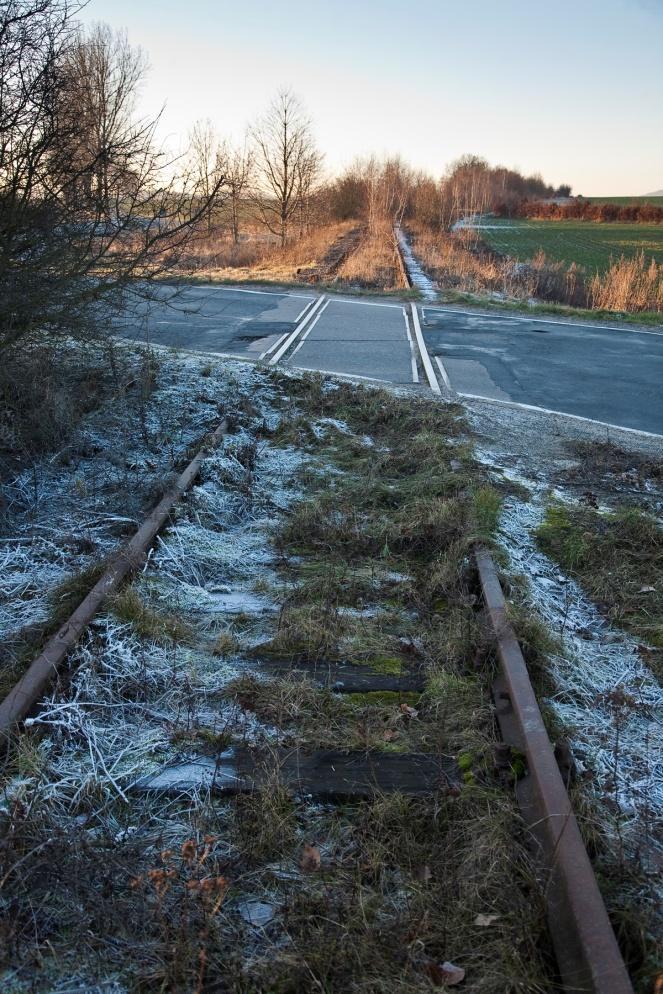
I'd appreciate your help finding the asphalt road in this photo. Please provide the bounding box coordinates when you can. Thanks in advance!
[421,307,663,435]
[117,284,419,384]
[284,297,416,383]
[116,284,663,436]
[115,284,316,360]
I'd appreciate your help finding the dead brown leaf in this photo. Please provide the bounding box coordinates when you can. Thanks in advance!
[422,959,466,986]
[300,843,321,872]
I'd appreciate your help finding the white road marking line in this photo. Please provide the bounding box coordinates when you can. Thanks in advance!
[402,307,419,383]
[434,356,454,393]
[289,300,330,358]
[258,332,288,360]
[421,305,663,336]
[269,295,328,365]
[188,285,314,300]
[332,297,402,309]
[409,303,441,395]
[294,298,317,322]
[290,366,392,383]
[458,393,663,439]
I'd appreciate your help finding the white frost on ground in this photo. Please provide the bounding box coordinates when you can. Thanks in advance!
[0,349,263,646]
[478,440,663,869]
[395,226,438,301]
[1,356,326,843]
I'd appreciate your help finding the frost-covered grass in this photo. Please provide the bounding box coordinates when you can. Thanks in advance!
[476,445,662,988]
[537,503,662,679]
[0,362,561,994]
[1,358,660,991]
[0,344,261,691]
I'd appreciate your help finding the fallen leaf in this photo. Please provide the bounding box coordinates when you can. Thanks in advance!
[300,843,321,872]
[422,959,466,986]
[383,728,400,742]
[474,913,500,927]
[440,961,465,986]
[399,703,419,719]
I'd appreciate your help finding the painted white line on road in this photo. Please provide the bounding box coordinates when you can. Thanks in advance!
[294,298,317,323]
[258,332,288,361]
[289,300,330,359]
[402,307,419,383]
[333,297,402,310]
[269,295,327,365]
[434,356,454,393]
[290,366,392,383]
[458,393,663,440]
[190,285,315,300]
[421,305,663,337]
[410,303,441,395]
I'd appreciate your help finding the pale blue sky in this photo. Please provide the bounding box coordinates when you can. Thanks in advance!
[80,0,663,194]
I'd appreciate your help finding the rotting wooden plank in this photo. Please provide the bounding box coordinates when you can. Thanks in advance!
[136,748,458,798]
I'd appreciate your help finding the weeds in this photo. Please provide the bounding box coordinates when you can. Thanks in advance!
[537,502,662,679]
[111,585,193,644]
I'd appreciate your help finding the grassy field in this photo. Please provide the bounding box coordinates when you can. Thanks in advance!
[478,218,663,272]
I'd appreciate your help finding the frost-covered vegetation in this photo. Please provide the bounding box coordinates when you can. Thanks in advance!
[0,353,661,991]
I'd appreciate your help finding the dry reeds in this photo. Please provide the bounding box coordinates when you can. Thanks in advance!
[409,223,663,313]
[589,253,663,312]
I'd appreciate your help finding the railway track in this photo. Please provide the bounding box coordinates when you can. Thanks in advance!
[0,360,637,992]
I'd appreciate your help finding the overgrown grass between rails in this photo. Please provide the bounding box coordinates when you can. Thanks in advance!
[229,788,556,994]
[253,377,658,986]
[537,502,662,680]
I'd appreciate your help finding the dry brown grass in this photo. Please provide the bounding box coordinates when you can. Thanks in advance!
[409,223,663,313]
[336,220,400,288]
[408,222,587,306]
[589,254,663,312]
[180,222,357,284]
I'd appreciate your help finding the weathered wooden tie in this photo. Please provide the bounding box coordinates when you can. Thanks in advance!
[136,748,458,799]
[257,657,426,693]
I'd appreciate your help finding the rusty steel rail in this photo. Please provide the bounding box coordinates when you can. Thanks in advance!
[0,420,228,739]
[393,227,412,289]
[475,548,634,994]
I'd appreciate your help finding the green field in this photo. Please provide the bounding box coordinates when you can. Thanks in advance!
[478,218,663,272]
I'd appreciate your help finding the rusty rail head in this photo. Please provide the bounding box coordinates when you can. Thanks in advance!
[0,420,228,739]
[392,226,412,289]
[475,547,634,994]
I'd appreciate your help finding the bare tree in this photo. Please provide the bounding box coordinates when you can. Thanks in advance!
[0,1,223,354]
[250,90,321,247]
[61,22,149,218]
[218,140,252,244]
[188,118,225,232]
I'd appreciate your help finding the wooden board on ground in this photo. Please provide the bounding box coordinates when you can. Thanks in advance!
[136,748,458,798]
[257,656,426,693]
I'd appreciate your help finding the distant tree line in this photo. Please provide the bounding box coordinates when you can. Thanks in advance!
[325,155,572,231]
[497,199,663,223]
